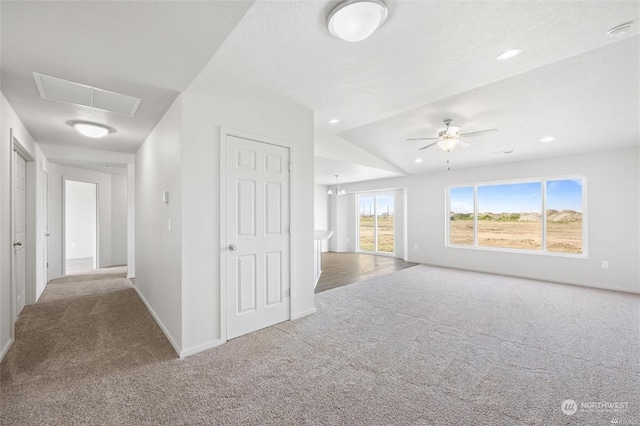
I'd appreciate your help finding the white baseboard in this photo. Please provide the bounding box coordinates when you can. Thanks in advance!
[133,287,181,358]
[180,340,225,358]
[0,338,14,363]
[292,307,316,320]
[422,262,640,295]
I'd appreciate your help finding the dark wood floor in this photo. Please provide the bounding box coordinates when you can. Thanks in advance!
[315,252,418,293]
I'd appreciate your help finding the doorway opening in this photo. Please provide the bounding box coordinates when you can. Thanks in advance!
[64,179,98,275]
[358,192,395,255]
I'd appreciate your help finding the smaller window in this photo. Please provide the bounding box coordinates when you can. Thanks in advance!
[545,179,583,254]
[449,187,474,246]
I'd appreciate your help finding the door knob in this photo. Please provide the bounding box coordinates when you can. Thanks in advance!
[45,233,50,237]
[13,241,22,247]
[229,244,237,251]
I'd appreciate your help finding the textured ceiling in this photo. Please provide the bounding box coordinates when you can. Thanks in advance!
[1,1,254,157]
[1,1,638,181]
[188,0,639,182]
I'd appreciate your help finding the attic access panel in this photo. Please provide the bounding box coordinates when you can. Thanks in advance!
[33,72,141,117]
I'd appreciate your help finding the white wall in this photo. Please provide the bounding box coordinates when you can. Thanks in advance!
[135,97,183,353]
[47,163,128,279]
[180,93,315,354]
[339,147,640,293]
[111,174,128,266]
[1,93,48,361]
[328,194,352,252]
[127,164,135,278]
[135,92,315,357]
[64,180,97,260]
[34,144,135,276]
[314,183,330,252]
[331,189,409,258]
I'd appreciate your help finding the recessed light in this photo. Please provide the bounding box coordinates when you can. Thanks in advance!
[329,119,341,124]
[72,122,112,138]
[540,136,555,143]
[327,0,388,42]
[496,48,522,60]
[414,158,423,163]
[606,23,632,38]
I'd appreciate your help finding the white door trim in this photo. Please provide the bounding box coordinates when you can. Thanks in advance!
[62,177,99,276]
[219,127,295,342]
[9,129,35,336]
[43,170,49,288]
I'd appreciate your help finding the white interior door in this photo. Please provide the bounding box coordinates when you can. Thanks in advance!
[225,134,290,340]
[13,151,27,316]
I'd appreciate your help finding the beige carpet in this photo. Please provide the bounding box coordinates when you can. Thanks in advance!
[1,265,638,425]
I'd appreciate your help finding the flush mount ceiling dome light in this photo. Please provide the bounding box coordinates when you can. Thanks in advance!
[327,0,388,42]
[72,122,112,138]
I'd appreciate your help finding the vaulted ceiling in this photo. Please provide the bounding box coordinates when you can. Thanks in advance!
[2,1,638,184]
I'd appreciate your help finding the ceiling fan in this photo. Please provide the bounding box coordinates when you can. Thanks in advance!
[407,119,498,152]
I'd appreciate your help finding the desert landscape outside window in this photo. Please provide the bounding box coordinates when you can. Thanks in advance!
[358,193,395,254]
[449,186,474,246]
[545,179,583,254]
[448,177,584,255]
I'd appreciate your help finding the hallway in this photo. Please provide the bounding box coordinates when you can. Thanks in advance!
[0,267,175,422]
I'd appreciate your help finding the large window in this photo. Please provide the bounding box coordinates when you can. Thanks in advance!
[358,193,394,254]
[448,178,585,255]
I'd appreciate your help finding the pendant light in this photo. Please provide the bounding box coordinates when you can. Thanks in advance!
[327,175,347,195]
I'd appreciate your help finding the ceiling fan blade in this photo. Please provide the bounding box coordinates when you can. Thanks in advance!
[418,141,439,150]
[407,137,438,141]
[460,129,498,138]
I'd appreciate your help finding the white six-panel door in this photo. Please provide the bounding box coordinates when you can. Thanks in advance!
[225,134,290,340]
[14,151,27,316]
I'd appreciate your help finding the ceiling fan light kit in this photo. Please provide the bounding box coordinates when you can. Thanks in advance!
[327,0,388,42]
[437,137,460,152]
[407,118,498,152]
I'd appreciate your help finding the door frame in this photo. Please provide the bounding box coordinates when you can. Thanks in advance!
[356,191,396,257]
[219,127,295,342]
[61,177,99,275]
[43,170,49,286]
[9,129,35,335]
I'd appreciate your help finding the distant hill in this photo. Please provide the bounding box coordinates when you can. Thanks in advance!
[450,210,581,222]
[545,209,582,223]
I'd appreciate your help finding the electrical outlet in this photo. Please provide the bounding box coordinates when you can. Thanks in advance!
[602,261,609,269]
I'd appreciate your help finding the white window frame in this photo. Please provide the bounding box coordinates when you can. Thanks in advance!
[446,176,588,258]
[357,192,396,256]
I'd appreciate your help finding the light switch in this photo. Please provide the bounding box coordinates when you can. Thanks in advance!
[168,218,172,231]
[162,191,169,204]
